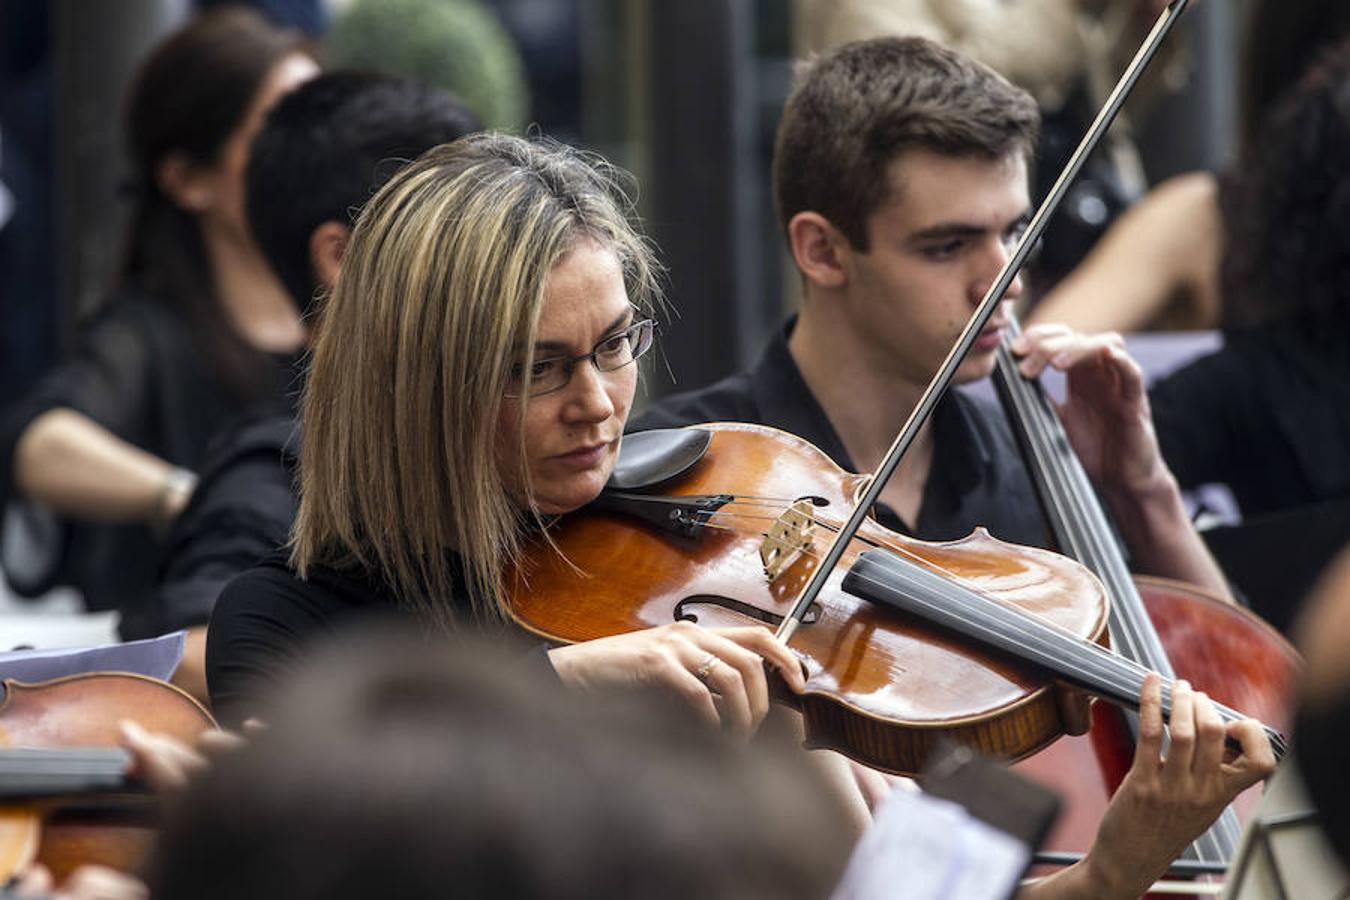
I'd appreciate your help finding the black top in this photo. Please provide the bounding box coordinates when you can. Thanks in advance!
[0,290,298,634]
[150,413,300,637]
[632,320,1047,547]
[208,550,556,726]
[1149,330,1350,516]
[208,553,410,725]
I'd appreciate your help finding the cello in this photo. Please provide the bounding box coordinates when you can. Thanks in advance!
[993,321,1300,875]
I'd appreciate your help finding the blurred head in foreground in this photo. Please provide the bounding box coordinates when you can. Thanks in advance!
[149,629,852,899]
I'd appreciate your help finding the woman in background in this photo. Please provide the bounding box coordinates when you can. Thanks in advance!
[1028,0,1350,333]
[1,8,318,636]
[1147,41,1350,516]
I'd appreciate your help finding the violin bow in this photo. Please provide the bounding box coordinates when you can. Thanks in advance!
[776,0,1193,643]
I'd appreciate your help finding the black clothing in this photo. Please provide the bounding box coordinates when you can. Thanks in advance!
[208,552,414,725]
[151,413,299,636]
[1149,331,1350,517]
[632,321,1046,547]
[0,290,298,635]
[1150,331,1350,631]
[208,551,556,725]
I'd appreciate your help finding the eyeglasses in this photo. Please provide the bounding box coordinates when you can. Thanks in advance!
[505,319,656,398]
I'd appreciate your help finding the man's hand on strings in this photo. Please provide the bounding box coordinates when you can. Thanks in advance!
[1010,325,1167,495]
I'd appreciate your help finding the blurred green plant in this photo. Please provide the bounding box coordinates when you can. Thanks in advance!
[329,0,529,131]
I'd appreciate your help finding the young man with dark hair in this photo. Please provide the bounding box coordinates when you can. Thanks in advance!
[636,36,1272,899]
[156,71,480,697]
[639,36,1222,589]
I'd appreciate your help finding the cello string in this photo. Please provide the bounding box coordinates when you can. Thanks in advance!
[995,344,1174,671]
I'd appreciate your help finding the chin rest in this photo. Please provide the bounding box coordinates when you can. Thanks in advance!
[607,428,711,491]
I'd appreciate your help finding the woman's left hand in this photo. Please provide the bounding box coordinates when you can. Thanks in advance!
[119,719,249,793]
[1080,673,1277,898]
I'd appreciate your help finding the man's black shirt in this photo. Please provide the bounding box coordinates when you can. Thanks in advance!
[632,320,1047,547]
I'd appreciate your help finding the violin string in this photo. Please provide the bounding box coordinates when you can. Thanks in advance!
[901,560,1287,756]
[611,493,806,508]
[701,501,1101,631]
[723,510,992,599]
[634,496,1285,755]
[639,508,1284,767]
[701,500,1137,686]
[844,558,1120,701]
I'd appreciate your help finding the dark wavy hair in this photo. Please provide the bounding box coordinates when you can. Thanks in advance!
[1239,0,1350,160]
[119,6,312,397]
[1221,38,1350,352]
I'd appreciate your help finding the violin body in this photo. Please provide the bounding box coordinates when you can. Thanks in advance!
[1018,577,1300,854]
[0,672,215,883]
[510,422,1111,774]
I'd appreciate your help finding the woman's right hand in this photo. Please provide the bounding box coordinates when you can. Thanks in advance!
[548,621,806,741]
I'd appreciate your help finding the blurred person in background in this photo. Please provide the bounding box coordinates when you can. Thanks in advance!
[154,70,481,701]
[0,8,318,638]
[1137,38,1350,630]
[1293,545,1350,876]
[1147,38,1350,517]
[1030,0,1350,333]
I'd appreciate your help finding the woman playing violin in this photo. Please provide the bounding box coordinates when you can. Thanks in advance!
[206,134,804,741]
[206,133,1273,899]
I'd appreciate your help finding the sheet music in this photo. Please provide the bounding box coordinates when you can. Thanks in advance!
[832,788,1029,900]
[0,631,185,684]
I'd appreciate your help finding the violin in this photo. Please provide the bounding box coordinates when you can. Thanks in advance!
[507,422,1287,775]
[992,321,1301,871]
[0,672,215,884]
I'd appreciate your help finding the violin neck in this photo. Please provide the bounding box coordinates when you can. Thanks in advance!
[841,548,1288,760]
[991,324,1176,677]
[0,746,135,800]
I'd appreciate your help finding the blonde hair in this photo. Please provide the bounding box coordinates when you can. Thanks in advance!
[291,134,660,626]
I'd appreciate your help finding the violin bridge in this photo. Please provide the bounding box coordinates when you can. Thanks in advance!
[760,499,816,581]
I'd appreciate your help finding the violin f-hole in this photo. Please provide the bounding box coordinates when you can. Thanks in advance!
[674,595,821,629]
